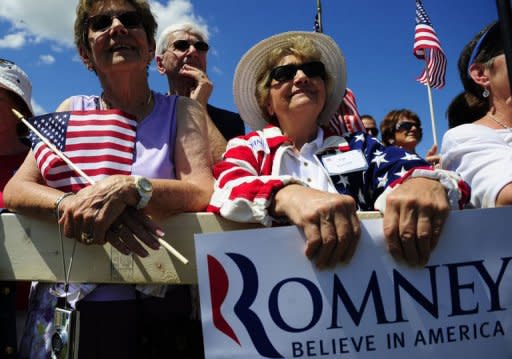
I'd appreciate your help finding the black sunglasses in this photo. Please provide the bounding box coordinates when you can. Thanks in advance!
[87,11,143,32]
[269,61,326,84]
[366,127,379,136]
[172,40,209,52]
[396,122,421,132]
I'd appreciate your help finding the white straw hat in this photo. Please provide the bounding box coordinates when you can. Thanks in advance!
[0,60,33,115]
[233,31,346,131]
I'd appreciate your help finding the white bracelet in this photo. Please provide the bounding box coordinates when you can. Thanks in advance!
[54,192,74,219]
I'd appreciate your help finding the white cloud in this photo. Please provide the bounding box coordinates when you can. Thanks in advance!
[0,32,26,49]
[211,66,222,75]
[39,54,55,65]
[150,0,209,41]
[0,0,77,47]
[31,99,46,116]
[0,0,210,50]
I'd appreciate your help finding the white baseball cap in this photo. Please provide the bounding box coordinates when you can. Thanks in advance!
[0,59,33,115]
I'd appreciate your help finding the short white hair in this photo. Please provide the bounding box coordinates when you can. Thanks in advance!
[156,23,209,56]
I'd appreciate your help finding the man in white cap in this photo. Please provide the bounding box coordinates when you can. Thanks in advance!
[155,23,245,146]
[0,58,33,359]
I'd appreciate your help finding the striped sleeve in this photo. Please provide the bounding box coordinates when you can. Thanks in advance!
[207,131,305,226]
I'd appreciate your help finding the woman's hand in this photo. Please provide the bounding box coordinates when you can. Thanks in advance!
[273,185,361,269]
[105,208,162,257]
[58,175,161,257]
[382,177,449,266]
[425,144,441,168]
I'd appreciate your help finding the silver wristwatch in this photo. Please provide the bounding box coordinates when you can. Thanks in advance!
[133,175,153,209]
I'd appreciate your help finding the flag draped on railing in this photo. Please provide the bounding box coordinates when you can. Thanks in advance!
[413,0,446,89]
[27,110,137,192]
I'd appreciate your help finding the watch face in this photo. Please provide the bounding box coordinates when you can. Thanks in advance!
[139,178,152,193]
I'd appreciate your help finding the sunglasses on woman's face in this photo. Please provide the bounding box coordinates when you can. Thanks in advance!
[396,121,421,132]
[87,11,143,32]
[172,40,209,52]
[269,61,326,84]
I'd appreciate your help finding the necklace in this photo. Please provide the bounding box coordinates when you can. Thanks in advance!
[487,112,512,131]
[100,91,153,115]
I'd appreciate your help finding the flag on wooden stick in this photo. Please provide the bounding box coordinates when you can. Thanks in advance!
[414,0,447,89]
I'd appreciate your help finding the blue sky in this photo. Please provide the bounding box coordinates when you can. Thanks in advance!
[0,0,496,156]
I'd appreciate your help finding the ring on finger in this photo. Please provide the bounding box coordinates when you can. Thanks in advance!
[81,232,94,244]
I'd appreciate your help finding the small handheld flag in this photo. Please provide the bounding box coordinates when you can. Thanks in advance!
[414,0,446,89]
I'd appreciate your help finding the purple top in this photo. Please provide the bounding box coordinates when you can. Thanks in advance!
[71,92,178,180]
[68,92,179,302]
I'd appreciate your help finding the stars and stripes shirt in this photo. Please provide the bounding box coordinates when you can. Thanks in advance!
[207,125,467,226]
[27,110,137,193]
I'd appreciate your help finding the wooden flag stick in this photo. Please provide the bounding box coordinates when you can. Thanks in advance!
[12,109,189,265]
[423,57,439,147]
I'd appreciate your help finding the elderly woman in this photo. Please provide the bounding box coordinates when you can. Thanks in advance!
[441,22,512,208]
[209,31,468,270]
[381,109,423,153]
[380,108,440,165]
[4,0,212,357]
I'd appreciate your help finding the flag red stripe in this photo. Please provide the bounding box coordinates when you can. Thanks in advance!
[65,142,133,153]
[65,130,135,141]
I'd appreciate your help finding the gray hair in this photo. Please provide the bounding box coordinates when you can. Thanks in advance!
[156,22,209,56]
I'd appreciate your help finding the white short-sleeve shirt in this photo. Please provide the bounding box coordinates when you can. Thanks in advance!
[441,123,512,208]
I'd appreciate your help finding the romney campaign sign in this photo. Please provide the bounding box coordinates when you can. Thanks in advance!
[195,208,512,358]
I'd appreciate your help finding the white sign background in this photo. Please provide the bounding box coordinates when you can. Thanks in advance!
[195,208,512,359]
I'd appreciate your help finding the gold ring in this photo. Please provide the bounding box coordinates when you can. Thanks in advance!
[81,232,94,244]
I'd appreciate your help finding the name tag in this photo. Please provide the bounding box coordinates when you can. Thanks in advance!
[322,150,368,175]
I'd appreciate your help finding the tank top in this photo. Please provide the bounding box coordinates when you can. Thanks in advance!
[70,92,178,180]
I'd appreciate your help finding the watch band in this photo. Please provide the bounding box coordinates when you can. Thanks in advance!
[133,175,153,209]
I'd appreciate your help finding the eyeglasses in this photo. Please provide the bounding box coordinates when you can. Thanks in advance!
[172,40,209,52]
[395,122,421,132]
[87,11,143,32]
[366,127,379,136]
[269,61,326,84]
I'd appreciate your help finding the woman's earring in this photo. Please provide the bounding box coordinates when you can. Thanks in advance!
[482,88,490,98]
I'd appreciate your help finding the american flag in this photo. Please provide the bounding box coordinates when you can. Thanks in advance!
[27,110,137,192]
[324,88,365,136]
[413,0,446,89]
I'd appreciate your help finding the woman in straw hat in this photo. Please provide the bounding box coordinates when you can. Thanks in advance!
[209,31,469,268]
